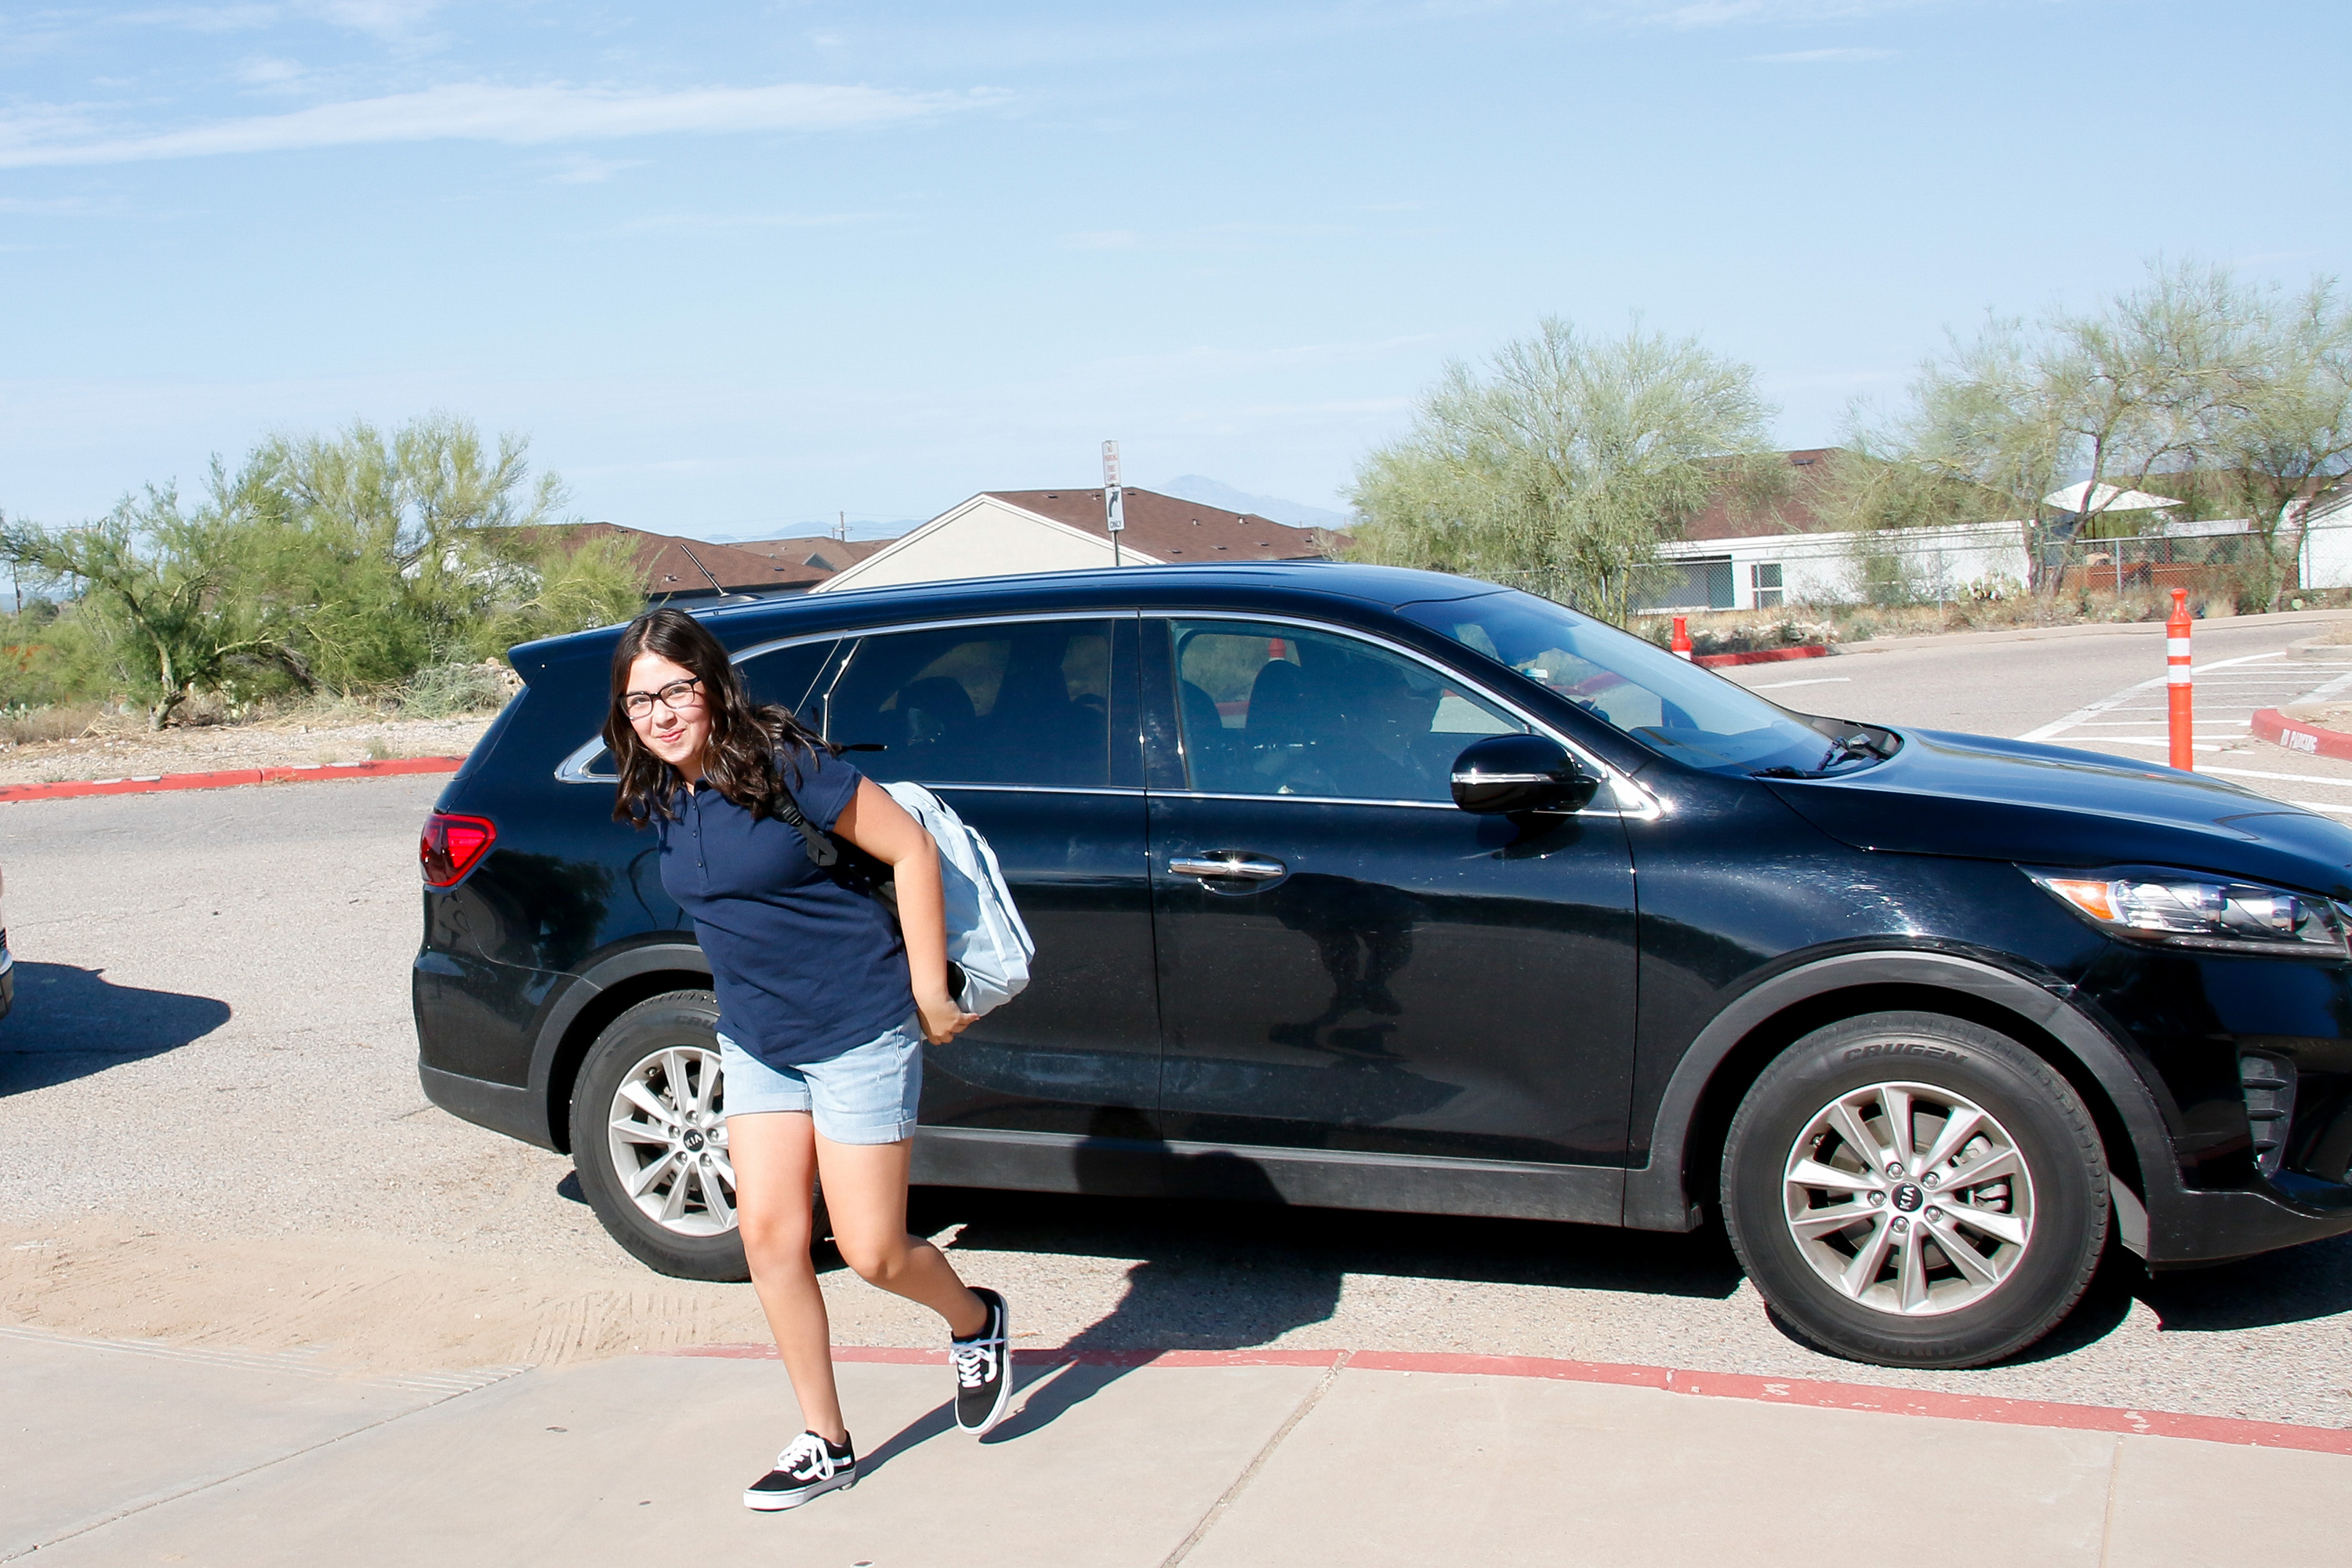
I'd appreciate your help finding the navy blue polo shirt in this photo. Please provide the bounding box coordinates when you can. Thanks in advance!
[653,746,913,1067]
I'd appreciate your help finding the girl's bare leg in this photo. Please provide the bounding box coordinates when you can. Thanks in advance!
[814,1132,988,1338]
[728,1110,848,1443]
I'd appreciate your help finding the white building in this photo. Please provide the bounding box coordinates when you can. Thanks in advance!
[816,487,1328,593]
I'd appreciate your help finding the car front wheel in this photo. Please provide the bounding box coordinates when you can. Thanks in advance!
[1722,1011,2110,1368]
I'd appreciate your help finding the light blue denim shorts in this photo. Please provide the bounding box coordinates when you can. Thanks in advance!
[717,1015,924,1145]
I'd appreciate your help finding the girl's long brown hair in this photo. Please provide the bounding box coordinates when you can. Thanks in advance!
[605,608,833,825]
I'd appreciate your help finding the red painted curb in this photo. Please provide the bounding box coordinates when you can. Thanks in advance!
[661,1342,2352,1455]
[1692,644,1831,669]
[2252,706,2352,762]
[0,754,463,804]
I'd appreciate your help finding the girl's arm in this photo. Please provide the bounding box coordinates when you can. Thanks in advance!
[833,777,978,1044]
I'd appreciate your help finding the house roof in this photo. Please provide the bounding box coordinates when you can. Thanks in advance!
[985,487,1335,561]
[546,522,833,593]
[729,535,894,574]
[1679,448,1842,541]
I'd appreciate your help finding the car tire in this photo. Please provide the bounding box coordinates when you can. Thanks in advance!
[1721,1011,2108,1369]
[570,990,835,1283]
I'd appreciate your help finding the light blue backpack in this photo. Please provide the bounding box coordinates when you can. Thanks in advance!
[771,764,1035,1018]
[877,780,1034,1018]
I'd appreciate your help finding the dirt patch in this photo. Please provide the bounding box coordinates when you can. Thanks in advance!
[0,1218,779,1374]
[0,1217,1033,1376]
[0,713,494,789]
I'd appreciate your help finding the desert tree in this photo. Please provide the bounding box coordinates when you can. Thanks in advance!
[1345,317,1777,624]
[0,485,307,728]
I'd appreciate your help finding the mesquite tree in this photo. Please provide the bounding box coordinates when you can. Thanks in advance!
[1344,317,1777,625]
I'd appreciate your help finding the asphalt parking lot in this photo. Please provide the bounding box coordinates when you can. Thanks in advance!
[5,614,2352,1432]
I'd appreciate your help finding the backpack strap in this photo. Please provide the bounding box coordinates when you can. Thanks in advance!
[768,746,839,868]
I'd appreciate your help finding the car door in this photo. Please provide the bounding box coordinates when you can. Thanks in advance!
[1144,615,1640,1184]
[822,613,1159,1138]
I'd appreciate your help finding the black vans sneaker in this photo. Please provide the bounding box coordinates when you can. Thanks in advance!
[743,1432,856,1512]
[952,1287,1012,1436]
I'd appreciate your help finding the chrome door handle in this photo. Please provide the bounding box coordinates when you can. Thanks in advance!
[1169,854,1287,880]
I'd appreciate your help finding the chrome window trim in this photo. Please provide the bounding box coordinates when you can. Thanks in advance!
[555,610,1136,786]
[930,783,1145,798]
[557,734,615,784]
[1161,611,1660,821]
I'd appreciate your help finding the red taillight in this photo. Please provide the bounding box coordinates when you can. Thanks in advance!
[420,812,496,887]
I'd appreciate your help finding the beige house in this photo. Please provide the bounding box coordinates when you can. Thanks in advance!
[814,487,1332,593]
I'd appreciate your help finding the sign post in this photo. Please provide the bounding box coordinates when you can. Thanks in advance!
[1102,440,1125,568]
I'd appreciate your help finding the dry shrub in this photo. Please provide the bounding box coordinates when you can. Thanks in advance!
[0,701,114,746]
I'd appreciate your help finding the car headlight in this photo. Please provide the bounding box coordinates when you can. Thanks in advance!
[2025,866,2350,957]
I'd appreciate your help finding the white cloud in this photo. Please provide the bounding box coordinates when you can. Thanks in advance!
[122,2,441,38]
[0,80,1007,169]
[1602,0,1940,26]
[1064,229,1141,250]
[1751,45,1896,60]
[611,209,879,232]
[547,152,646,183]
[234,54,310,86]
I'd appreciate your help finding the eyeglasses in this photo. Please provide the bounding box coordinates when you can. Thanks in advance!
[622,677,705,720]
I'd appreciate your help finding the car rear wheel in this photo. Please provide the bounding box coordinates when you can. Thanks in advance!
[1722,1011,2109,1369]
[570,990,832,1282]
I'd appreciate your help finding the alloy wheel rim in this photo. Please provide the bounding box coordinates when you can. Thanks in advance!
[606,1044,735,1236]
[1780,1079,2034,1318]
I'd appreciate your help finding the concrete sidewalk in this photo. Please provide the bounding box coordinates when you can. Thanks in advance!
[6,1327,2349,1567]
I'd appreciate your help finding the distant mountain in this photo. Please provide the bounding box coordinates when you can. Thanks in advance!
[1158,475,1350,530]
[688,520,920,546]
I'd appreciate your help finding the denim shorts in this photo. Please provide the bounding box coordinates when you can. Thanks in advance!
[717,1016,924,1145]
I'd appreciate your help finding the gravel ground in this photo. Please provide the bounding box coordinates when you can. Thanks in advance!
[0,713,495,787]
[2,773,2348,1425]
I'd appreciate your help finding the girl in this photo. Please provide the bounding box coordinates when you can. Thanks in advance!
[604,608,1012,1512]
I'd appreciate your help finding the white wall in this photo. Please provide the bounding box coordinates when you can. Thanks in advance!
[1650,521,2031,610]
[2300,495,2352,589]
[815,495,1157,593]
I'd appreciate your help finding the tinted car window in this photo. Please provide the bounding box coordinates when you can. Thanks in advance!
[1396,589,1863,776]
[743,637,839,719]
[1171,620,1521,801]
[829,620,1113,787]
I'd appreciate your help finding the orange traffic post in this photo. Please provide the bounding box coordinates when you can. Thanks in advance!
[2167,587,2195,771]
[1671,615,1693,662]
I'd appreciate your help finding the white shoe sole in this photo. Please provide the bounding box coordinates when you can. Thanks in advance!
[743,1469,856,1511]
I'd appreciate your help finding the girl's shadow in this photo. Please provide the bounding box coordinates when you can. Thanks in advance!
[862,1146,1341,1472]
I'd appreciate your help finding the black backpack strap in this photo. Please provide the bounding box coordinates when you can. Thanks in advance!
[769,747,839,868]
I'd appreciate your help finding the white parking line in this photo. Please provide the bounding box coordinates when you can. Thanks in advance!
[1753,677,1851,690]
[2014,652,2290,742]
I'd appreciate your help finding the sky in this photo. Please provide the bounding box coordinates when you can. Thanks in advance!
[2,2,2346,539]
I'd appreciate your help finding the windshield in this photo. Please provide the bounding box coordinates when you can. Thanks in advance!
[1396,589,1885,777]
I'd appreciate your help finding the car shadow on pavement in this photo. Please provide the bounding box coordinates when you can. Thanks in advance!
[2138,1231,2352,1332]
[867,1128,1748,1457]
[0,961,232,1096]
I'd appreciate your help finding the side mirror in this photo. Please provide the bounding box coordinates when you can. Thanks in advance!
[1450,733,1599,816]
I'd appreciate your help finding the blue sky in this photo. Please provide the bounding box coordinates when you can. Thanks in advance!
[2,2,2344,539]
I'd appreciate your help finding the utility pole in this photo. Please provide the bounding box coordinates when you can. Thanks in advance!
[836,510,848,543]
[1102,440,1125,568]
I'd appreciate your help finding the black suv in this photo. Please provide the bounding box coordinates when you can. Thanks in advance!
[415,563,2352,1368]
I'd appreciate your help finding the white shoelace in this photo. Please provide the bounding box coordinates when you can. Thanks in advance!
[953,1340,999,1389]
[777,1432,839,1480]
